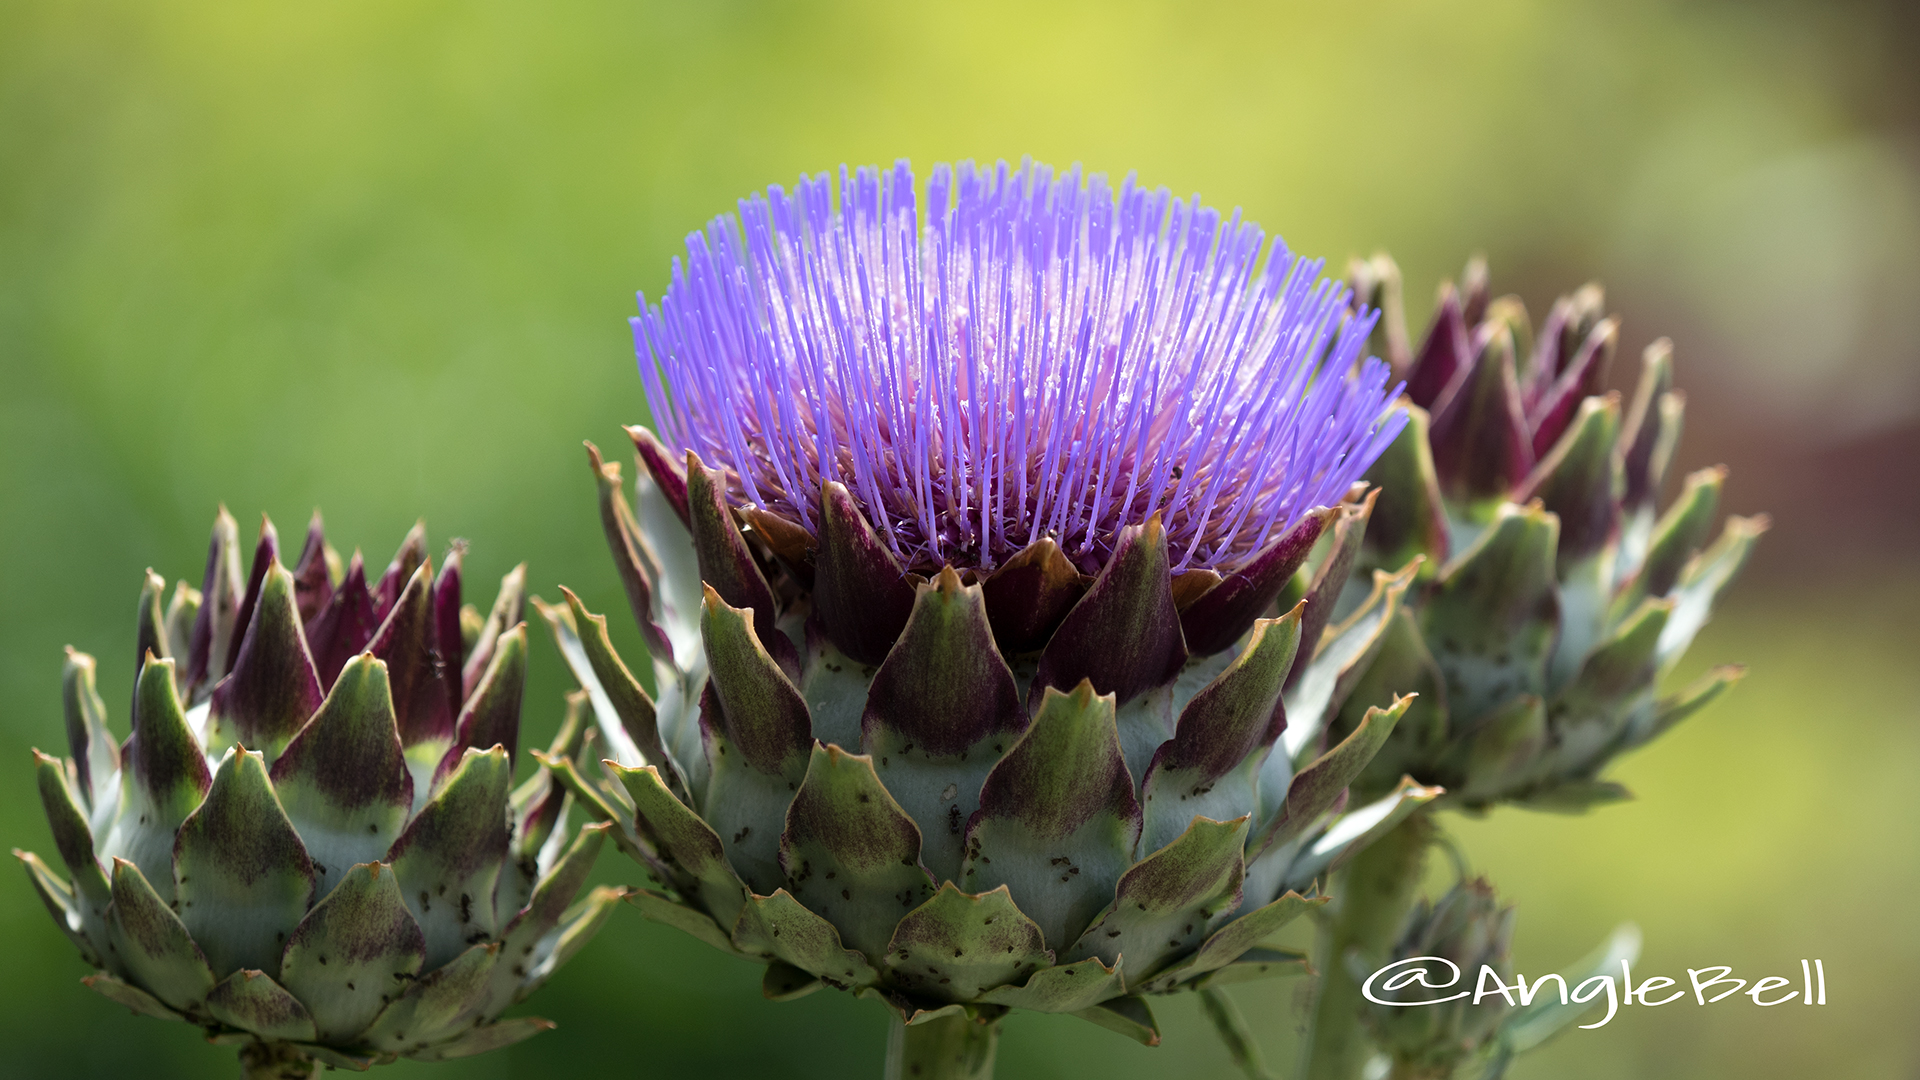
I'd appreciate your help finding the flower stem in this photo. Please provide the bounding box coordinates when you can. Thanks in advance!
[238,1042,317,1080]
[1199,987,1278,1080]
[884,1013,1000,1080]
[1298,811,1435,1080]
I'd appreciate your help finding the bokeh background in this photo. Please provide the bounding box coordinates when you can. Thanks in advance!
[4,1,1917,1077]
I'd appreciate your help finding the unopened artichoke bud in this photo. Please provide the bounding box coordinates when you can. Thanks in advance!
[1328,256,1767,811]
[1357,876,1643,1080]
[17,509,620,1077]
[1357,877,1515,1079]
[542,160,1443,1074]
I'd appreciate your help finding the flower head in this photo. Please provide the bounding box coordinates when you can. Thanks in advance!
[635,159,1405,575]
[551,163,1439,1049]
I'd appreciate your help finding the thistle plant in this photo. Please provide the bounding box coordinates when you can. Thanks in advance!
[17,509,621,1078]
[539,160,1436,1078]
[1299,257,1766,1079]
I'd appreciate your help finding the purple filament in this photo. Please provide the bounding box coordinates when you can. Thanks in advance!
[635,159,1406,575]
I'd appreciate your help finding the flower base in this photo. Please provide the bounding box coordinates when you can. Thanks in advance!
[885,1013,1001,1080]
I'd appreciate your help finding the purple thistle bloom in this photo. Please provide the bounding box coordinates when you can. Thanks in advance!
[634,159,1406,575]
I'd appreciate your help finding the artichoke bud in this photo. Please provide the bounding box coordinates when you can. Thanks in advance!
[1358,876,1516,1077]
[1333,255,1766,811]
[19,508,615,1072]
[548,160,1435,1038]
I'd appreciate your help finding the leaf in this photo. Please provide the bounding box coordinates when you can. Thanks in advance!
[1180,507,1335,657]
[1656,516,1767,675]
[306,553,380,691]
[798,627,874,754]
[1616,466,1722,614]
[1189,946,1312,989]
[1449,695,1548,803]
[483,823,608,1014]
[385,747,512,968]
[409,1016,556,1061]
[1503,924,1642,1052]
[883,883,1053,1003]
[442,622,527,776]
[206,562,324,763]
[183,506,245,701]
[625,888,756,961]
[685,451,795,673]
[555,588,682,797]
[762,962,822,1001]
[173,748,315,979]
[1256,697,1410,856]
[1067,816,1249,986]
[1420,502,1558,725]
[697,588,813,893]
[32,750,112,947]
[587,440,679,666]
[18,849,102,967]
[101,658,210,905]
[81,972,186,1023]
[976,954,1126,1013]
[507,884,624,1004]
[779,744,935,960]
[1134,891,1321,994]
[270,654,414,887]
[1547,599,1669,775]
[1429,323,1532,507]
[1360,402,1449,577]
[107,858,216,1014]
[62,649,119,813]
[279,861,427,1045]
[613,764,748,934]
[366,562,457,770]
[813,480,919,665]
[980,537,1088,655]
[360,941,500,1054]
[1141,608,1301,855]
[1279,559,1418,759]
[863,568,1029,881]
[204,969,317,1042]
[1281,777,1443,891]
[1288,492,1376,685]
[960,682,1140,951]
[461,564,528,701]
[1639,665,1745,748]
[730,889,880,990]
[1030,517,1187,710]
[1075,995,1159,1046]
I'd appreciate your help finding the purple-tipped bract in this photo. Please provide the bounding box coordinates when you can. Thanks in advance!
[634,160,1406,575]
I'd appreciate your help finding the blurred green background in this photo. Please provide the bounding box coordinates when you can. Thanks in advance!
[4,1,1916,1076]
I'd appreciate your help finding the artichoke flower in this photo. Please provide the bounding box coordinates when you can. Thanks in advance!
[540,160,1442,1076]
[1329,256,1768,809]
[17,509,621,1078]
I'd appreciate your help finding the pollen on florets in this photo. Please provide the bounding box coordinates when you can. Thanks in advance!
[634,159,1406,575]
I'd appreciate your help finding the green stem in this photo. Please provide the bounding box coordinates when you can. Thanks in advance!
[1386,1059,1451,1080]
[884,1012,1000,1080]
[1298,812,1435,1080]
[1198,987,1278,1080]
[238,1042,317,1080]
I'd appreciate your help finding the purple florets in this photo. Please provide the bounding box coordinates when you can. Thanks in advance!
[634,159,1405,575]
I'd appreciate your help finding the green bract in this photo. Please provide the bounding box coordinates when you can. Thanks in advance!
[537,436,1435,1049]
[18,510,619,1077]
[1333,256,1767,810]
